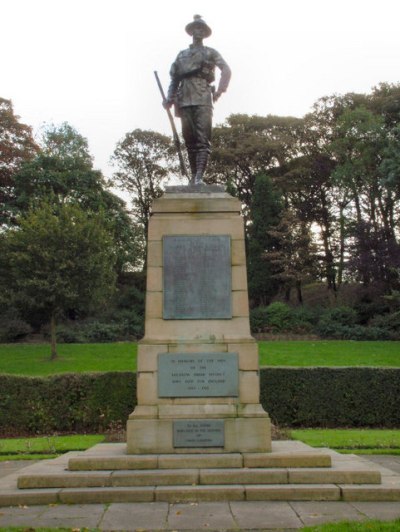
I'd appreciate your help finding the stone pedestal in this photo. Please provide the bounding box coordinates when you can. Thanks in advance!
[127,189,271,454]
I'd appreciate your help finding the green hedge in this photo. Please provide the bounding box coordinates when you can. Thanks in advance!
[0,372,136,436]
[261,367,400,428]
[0,368,399,435]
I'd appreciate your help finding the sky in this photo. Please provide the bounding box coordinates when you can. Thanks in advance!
[2,0,400,182]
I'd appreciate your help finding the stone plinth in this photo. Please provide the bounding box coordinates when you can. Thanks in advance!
[127,190,271,454]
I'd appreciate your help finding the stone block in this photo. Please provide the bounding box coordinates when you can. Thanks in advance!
[232,266,248,290]
[17,473,111,489]
[128,405,158,419]
[231,239,246,265]
[144,317,251,341]
[58,487,155,504]
[137,344,167,372]
[136,372,158,405]
[126,419,173,454]
[146,266,162,291]
[245,485,341,501]
[228,342,259,370]
[341,486,400,501]
[225,418,271,452]
[289,469,381,485]
[148,215,244,240]
[155,485,245,502]
[158,404,237,419]
[243,453,332,469]
[158,453,243,469]
[152,195,241,214]
[68,455,158,471]
[232,291,250,317]
[0,490,59,507]
[147,240,162,265]
[239,371,260,403]
[111,469,199,486]
[145,291,162,319]
[168,343,228,353]
[237,404,270,418]
[200,468,288,485]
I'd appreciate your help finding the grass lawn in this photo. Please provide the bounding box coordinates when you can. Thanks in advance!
[0,340,400,376]
[259,340,400,367]
[302,520,400,531]
[0,434,105,461]
[291,429,400,454]
[0,342,137,376]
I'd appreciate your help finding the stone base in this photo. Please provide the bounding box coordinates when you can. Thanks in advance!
[126,415,271,454]
[5,441,400,506]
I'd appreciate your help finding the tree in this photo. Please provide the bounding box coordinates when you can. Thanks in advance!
[0,98,38,225]
[111,129,176,245]
[2,202,116,359]
[208,114,303,227]
[10,122,144,274]
[247,174,283,306]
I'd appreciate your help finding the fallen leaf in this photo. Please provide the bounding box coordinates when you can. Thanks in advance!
[176,510,181,515]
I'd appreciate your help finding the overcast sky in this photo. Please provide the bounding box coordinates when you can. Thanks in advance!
[2,0,400,181]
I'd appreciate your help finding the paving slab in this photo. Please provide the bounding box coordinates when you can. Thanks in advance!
[290,501,367,526]
[100,502,168,530]
[168,501,236,529]
[230,500,303,529]
[361,455,400,474]
[0,460,38,479]
[351,501,400,521]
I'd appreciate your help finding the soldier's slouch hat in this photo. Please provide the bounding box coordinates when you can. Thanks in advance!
[185,15,212,38]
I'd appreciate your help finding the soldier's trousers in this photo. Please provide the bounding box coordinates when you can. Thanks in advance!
[179,105,212,154]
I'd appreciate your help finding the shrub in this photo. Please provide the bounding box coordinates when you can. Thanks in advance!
[250,306,269,333]
[260,367,400,428]
[1,368,399,434]
[0,372,136,435]
[0,317,32,342]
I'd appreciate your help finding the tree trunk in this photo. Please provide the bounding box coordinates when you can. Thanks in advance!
[50,313,58,360]
[296,280,303,305]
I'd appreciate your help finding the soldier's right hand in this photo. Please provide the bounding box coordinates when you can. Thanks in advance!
[163,99,173,110]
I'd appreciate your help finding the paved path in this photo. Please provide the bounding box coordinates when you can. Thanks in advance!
[0,456,400,530]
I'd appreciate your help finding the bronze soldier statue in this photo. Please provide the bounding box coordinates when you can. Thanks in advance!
[165,15,231,185]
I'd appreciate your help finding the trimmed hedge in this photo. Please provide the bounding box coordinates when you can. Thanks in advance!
[0,372,136,436]
[0,368,399,434]
[261,367,400,428]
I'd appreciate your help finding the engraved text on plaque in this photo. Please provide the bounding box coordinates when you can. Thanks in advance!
[163,235,231,319]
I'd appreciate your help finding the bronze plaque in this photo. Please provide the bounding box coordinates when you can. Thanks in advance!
[173,420,224,447]
[158,352,239,397]
[163,235,231,319]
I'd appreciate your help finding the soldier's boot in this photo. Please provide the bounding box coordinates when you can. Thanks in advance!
[188,151,197,185]
[194,151,209,185]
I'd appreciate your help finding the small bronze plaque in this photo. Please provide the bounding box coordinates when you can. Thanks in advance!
[163,235,231,319]
[174,420,224,447]
[158,352,239,397]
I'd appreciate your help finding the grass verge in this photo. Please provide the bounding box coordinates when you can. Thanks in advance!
[291,429,400,454]
[0,434,105,460]
[1,340,400,376]
[259,340,400,367]
[0,343,137,375]
[302,520,400,531]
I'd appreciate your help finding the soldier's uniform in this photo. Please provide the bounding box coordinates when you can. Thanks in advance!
[167,16,231,184]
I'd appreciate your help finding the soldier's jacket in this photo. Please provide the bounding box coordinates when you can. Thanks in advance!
[168,44,231,108]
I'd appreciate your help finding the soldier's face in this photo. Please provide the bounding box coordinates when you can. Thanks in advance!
[192,25,206,40]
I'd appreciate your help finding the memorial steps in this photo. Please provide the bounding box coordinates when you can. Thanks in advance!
[2,441,400,506]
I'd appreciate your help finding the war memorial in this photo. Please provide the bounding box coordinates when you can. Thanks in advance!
[1,15,400,507]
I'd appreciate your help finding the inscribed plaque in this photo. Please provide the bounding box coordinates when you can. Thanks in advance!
[158,352,239,397]
[174,420,224,447]
[163,235,231,319]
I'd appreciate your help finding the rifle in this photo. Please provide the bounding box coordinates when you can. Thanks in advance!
[154,71,187,177]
